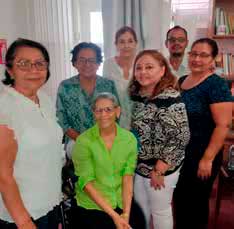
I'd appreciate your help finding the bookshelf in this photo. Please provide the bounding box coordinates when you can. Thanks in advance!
[209,0,234,81]
[209,6,234,214]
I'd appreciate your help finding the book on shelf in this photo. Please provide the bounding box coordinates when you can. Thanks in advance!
[216,53,234,77]
[229,14,234,34]
[215,7,234,35]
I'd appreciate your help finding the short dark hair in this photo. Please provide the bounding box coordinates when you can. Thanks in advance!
[191,38,219,58]
[71,42,103,65]
[115,26,138,44]
[3,38,50,86]
[166,25,188,40]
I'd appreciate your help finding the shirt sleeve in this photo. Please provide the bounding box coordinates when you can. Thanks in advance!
[0,112,11,126]
[158,98,190,167]
[102,60,109,78]
[208,75,232,104]
[0,112,18,141]
[72,138,95,190]
[121,134,138,176]
[111,81,121,106]
[56,83,71,132]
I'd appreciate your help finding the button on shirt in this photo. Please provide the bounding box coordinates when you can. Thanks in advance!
[72,124,137,210]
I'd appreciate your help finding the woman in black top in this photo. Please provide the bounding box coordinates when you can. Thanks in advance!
[174,38,233,229]
[129,50,190,229]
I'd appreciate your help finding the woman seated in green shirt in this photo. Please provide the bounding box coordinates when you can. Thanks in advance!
[71,92,138,229]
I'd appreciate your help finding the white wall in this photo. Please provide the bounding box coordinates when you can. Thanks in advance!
[0,0,28,79]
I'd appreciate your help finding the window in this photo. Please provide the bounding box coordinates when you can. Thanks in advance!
[90,11,104,75]
[90,12,103,49]
[171,0,210,43]
[172,0,209,11]
[76,0,104,75]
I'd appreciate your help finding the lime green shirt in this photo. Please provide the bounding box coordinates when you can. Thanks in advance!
[72,123,137,210]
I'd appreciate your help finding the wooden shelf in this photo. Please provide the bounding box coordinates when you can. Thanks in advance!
[221,74,234,81]
[211,0,234,81]
[212,35,234,39]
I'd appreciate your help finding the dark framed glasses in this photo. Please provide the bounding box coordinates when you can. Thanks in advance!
[188,52,211,59]
[167,37,187,43]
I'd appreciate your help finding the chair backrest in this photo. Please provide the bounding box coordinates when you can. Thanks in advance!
[228,144,234,170]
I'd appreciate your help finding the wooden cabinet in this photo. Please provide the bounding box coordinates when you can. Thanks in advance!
[208,0,234,81]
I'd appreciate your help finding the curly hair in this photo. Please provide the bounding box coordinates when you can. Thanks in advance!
[128,49,177,98]
[71,42,103,65]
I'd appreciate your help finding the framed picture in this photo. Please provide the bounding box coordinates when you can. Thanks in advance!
[0,39,7,64]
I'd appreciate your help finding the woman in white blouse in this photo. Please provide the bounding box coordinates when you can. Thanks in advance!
[103,26,138,129]
[0,38,64,229]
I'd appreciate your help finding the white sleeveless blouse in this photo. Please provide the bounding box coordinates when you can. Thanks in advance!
[0,86,64,222]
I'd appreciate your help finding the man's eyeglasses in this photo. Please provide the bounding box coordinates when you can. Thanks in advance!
[15,59,48,71]
[77,57,97,65]
[167,37,187,43]
[188,52,211,59]
[94,106,116,114]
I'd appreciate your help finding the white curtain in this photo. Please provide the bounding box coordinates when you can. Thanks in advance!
[25,0,75,101]
[102,0,172,58]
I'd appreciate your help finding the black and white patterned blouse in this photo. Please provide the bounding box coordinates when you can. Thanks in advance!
[131,88,190,178]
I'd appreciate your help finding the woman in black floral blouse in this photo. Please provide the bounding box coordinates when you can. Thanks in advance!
[129,50,190,229]
[173,38,233,229]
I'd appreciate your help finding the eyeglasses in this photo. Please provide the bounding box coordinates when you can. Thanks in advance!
[188,51,211,59]
[15,59,48,71]
[77,57,97,65]
[167,37,187,43]
[94,106,116,114]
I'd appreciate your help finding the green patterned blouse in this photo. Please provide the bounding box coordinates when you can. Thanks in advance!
[56,75,119,138]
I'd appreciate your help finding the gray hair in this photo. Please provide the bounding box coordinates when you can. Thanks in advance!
[92,92,119,109]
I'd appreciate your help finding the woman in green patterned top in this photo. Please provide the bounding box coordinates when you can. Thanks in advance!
[56,42,119,157]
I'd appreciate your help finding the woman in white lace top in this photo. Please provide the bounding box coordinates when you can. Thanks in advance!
[0,38,64,229]
[103,26,138,129]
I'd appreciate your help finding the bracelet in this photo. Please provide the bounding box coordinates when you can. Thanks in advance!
[121,213,129,219]
[153,168,165,176]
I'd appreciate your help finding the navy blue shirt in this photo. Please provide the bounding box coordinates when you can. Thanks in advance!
[179,74,232,173]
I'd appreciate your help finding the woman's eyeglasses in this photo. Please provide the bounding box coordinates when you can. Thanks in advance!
[188,52,211,59]
[15,59,48,71]
[93,106,116,114]
[77,57,97,65]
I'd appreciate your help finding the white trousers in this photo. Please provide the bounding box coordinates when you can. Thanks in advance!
[134,170,180,229]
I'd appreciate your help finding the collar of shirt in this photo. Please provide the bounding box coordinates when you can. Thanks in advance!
[167,55,190,78]
[92,123,125,143]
